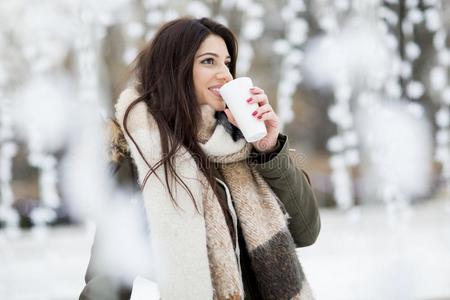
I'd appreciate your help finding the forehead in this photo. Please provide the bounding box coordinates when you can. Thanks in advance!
[197,34,230,56]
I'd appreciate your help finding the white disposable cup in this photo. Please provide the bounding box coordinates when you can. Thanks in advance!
[219,77,267,142]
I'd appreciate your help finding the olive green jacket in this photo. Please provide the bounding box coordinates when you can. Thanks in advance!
[80,133,320,300]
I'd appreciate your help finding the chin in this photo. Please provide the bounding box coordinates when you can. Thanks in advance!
[208,100,226,112]
[215,104,226,111]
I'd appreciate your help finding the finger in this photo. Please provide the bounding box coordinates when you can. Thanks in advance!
[252,104,272,119]
[258,111,279,122]
[249,86,265,95]
[247,93,269,106]
[224,109,238,127]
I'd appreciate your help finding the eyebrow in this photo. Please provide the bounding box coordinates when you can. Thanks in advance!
[196,52,231,59]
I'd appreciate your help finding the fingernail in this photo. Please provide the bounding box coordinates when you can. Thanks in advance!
[252,111,257,116]
[257,115,262,119]
[246,98,252,103]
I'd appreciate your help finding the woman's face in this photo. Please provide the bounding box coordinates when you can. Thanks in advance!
[193,34,233,111]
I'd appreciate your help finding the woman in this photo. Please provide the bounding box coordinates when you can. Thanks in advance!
[81,17,320,300]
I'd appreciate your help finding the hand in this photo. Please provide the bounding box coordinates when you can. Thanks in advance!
[224,86,280,153]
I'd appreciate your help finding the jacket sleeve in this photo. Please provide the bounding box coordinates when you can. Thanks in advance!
[248,133,321,247]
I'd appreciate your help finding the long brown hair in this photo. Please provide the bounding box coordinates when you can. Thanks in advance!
[123,17,238,211]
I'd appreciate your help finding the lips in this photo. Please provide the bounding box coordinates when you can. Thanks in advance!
[208,85,223,98]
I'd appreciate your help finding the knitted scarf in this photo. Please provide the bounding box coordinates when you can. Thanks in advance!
[115,88,313,300]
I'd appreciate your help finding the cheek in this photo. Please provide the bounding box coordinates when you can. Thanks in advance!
[195,74,210,96]
[193,67,206,103]
[193,67,206,89]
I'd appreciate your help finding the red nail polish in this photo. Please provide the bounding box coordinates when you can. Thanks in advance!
[257,115,262,119]
[252,111,257,116]
[246,98,252,103]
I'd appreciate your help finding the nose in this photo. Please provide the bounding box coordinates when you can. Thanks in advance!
[216,66,233,83]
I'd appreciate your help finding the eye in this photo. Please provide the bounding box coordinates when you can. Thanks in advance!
[225,61,231,68]
[201,58,215,64]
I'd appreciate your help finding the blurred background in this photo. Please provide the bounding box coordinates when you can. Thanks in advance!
[0,0,449,299]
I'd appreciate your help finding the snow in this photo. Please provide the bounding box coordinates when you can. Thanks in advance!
[300,197,450,300]
[1,197,449,299]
